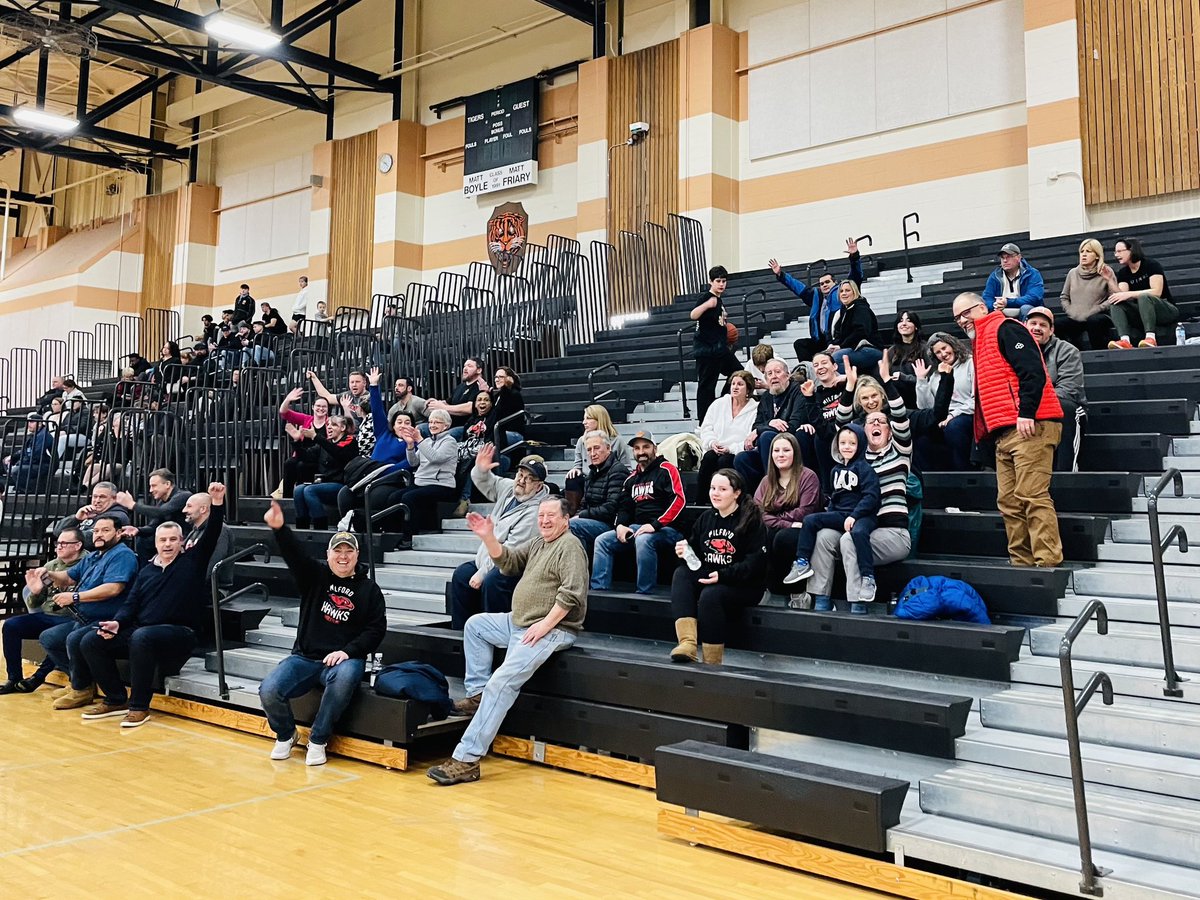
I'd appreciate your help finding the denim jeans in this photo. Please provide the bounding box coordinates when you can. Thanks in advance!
[568,516,611,559]
[258,653,366,745]
[2,611,62,682]
[40,620,103,690]
[449,561,521,629]
[794,511,879,579]
[831,346,883,376]
[590,525,683,594]
[292,481,342,523]
[453,612,577,764]
[78,624,196,710]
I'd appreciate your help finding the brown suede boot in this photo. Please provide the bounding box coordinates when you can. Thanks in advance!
[670,617,699,663]
[702,643,724,665]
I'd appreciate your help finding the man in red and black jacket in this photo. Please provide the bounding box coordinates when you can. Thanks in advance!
[953,292,1064,567]
[589,430,687,595]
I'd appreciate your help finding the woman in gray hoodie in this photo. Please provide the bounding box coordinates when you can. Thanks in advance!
[1058,238,1117,351]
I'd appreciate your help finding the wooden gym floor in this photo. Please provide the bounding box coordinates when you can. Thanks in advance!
[0,682,890,899]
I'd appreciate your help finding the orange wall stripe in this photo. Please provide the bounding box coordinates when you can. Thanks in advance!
[1027,97,1081,147]
[1025,0,1075,31]
[681,24,739,122]
[680,173,739,214]
[372,239,423,271]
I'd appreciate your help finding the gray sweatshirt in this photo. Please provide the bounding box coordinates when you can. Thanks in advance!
[470,465,551,577]
[406,432,458,488]
[1060,266,1113,322]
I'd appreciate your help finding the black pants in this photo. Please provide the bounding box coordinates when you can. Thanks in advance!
[695,349,741,423]
[792,337,825,364]
[1055,313,1113,351]
[283,457,316,497]
[669,565,761,645]
[766,526,803,591]
[372,483,458,535]
[696,450,735,502]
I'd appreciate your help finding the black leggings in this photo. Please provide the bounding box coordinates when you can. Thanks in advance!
[695,350,741,423]
[696,450,735,501]
[669,565,761,645]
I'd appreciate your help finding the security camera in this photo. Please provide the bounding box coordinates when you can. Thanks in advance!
[627,121,650,145]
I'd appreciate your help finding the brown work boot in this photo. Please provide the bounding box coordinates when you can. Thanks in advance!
[453,694,482,716]
[702,643,725,665]
[427,758,481,785]
[670,617,699,663]
[50,684,73,700]
[53,687,95,710]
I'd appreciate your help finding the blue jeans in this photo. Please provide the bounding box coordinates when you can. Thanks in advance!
[831,346,883,376]
[258,653,366,745]
[78,624,196,710]
[292,482,342,523]
[3,611,63,682]
[40,620,108,690]
[733,428,781,488]
[453,612,577,763]
[568,517,611,558]
[795,511,879,579]
[590,525,683,594]
[449,561,521,629]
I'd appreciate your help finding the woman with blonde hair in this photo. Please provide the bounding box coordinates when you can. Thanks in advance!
[1058,237,1117,350]
[826,279,881,376]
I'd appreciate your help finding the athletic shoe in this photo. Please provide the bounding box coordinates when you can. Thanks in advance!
[305,742,327,767]
[787,593,813,610]
[52,688,94,710]
[0,681,18,695]
[15,676,44,693]
[1107,338,1133,350]
[812,595,834,612]
[337,511,354,531]
[1138,335,1158,348]
[451,500,470,518]
[270,734,297,760]
[453,694,482,717]
[782,559,813,585]
[81,700,130,720]
[849,602,868,615]
[120,710,152,728]
[427,758,481,785]
[858,575,877,604]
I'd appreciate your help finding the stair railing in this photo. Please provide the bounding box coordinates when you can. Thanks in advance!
[742,311,767,362]
[211,543,269,701]
[1145,468,1189,697]
[675,326,691,419]
[364,480,410,582]
[588,361,620,403]
[803,258,827,286]
[902,212,920,283]
[854,233,874,275]
[739,289,766,356]
[1059,599,1114,896]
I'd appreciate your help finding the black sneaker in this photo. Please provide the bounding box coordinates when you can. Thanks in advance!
[15,677,44,693]
[0,681,19,695]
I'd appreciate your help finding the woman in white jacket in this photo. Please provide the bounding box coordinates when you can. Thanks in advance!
[697,371,759,498]
[915,332,975,471]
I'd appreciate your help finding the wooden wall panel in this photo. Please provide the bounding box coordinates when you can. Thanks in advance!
[329,130,377,310]
[140,190,177,318]
[1077,0,1200,204]
[607,40,680,238]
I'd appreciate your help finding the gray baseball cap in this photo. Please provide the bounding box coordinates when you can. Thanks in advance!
[627,429,656,447]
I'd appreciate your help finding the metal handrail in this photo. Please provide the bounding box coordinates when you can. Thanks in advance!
[855,234,875,274]
[495,408,529,456]
[364,479,410,581]
[588,361,619,403]
[902,212,921,283]
[211,542,268,701]
[1059,599,1114,896]
[675,326,691,420]
[740,289,766,356]
[1146,468,1189,697]
[803,258,827,285]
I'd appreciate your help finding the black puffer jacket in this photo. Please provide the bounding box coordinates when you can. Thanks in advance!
[577,453,630,525]
[830,298,878,349]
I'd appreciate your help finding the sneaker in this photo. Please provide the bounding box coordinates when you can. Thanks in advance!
[1138,335,1158,348]
[81,700,130,720]
[1107,338,1133,350]
[782,559,813,585]
[427,758,481,785]
[451,499,470,518]
[53,688,94,710]
[787,592,813,610]
[453,694,482,717]
[0,681,18,695]
[305,742,327,767]
[812,595,834,612]
[15,676,44,693]
[120,710,152,728]
[858,575,877,604]
[849,601,868,615]
[336,511,354,531]
[270,734,297,760]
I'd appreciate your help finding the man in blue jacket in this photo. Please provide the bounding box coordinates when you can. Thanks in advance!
[5,413,54,493]
[770,237,863,363]
[982,242,1044,321]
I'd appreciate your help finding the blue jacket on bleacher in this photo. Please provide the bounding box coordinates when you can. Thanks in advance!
[367,384,412,471]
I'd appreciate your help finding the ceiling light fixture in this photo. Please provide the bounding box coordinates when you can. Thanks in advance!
[204,12,281,50]
[12,106,78,134]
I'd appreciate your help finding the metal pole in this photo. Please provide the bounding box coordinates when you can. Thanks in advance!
[1,184,10,282]
[1147,469,1187,696]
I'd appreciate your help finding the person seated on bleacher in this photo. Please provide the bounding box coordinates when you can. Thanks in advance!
[453,391,506,517]
[795,352,845,492]
[563,404,635,512]
[279,387,330,497]
[669,468,768,665]
[1107,237,1179,349]
[568,430,632,557]
[753,433,821,594]
[258,504,387,766]
[309,369,372,452]
[913,333,975,472]
[37,514,139,710]
[826,280,881,376]
[387,375,428,425]
[449,446,550,628]
[744,343,774,389]
[258,301,288,336]
[377,410,458,549]
[697,371,758,499]
[833,364,888,427]
[982,242,1044,321]
[798,380,914,614]
[115,468,192,562]
[247,322,275,366]
[0,527,87,694]
[733,359,805,491]
[4,413,55,493]
[690,265,743,423]
[80,411,130,490]
[429,498,587,786]
[590,430,686,595]
[36,374,66,413]
[489,366,526,452]
[771,237,863,363]
[55,481,130,550]
[1057,238,1117,351]
[425,356,490,434]
[952,292,1064,567]
[182,489,235,589]
[74,483,230,728]
[287,416,359,531]
[885,311,926,410]
[1026,307,1088,472]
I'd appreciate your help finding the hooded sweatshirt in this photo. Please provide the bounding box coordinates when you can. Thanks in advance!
[471,465,552,577]
[826,423,882,520]
[614,455,686,531]
[685,506,769,590]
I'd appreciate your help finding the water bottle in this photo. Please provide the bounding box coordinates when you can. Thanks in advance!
[1177,324,1187,347]
[681,544,702,571]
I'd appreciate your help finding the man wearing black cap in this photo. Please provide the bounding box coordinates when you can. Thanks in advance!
[448,445,551,627]
[258,503,387,766]
[4,413,54,493]
[590,430,686,594]
[982,242,1044,321]
[233,284,255,325]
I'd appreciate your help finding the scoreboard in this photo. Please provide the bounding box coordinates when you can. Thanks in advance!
[463,78,540,197]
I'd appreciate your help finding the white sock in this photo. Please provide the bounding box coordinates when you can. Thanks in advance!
[1146,332,1156,340]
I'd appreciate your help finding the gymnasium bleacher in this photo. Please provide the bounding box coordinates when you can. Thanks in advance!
[8,214,1200,899]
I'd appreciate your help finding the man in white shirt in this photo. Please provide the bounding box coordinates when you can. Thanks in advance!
[291,276,311,324]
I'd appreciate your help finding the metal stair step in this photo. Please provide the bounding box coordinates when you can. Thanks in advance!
[1029,620,1200,671]
[1072,563,1200,600]
[411,532,479,553]
[1095,542,1200,565]
[382,549,474,568]
[1110,515,1200,544]
[1010,652,1200,705]
[1059,593,1200,629]
[205,646,289,681]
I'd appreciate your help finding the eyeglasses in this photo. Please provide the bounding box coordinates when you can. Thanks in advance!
[56,540,82,547]
[953,304,984,323]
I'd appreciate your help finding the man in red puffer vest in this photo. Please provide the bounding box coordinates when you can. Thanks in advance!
[952,292,1064,567]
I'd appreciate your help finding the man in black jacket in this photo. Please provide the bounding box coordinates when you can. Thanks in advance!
[116,468,192,562]
[75,482,229,728]
[257,502,387,766]
[568,431,631,556]
[733,359,805,490]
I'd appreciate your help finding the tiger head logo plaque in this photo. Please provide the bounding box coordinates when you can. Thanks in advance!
[487,201,529,275]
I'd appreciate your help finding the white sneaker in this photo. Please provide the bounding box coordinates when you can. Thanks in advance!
[270,734,296,760]
[337,511,353,531]
[788,592,813,610]
[305,741,327,766]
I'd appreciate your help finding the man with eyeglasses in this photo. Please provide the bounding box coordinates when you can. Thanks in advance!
[55,481,130,550]
[952,292,1064,567]
[0,528,88,694]
[448,446,551,627]
[769,237,863,364]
